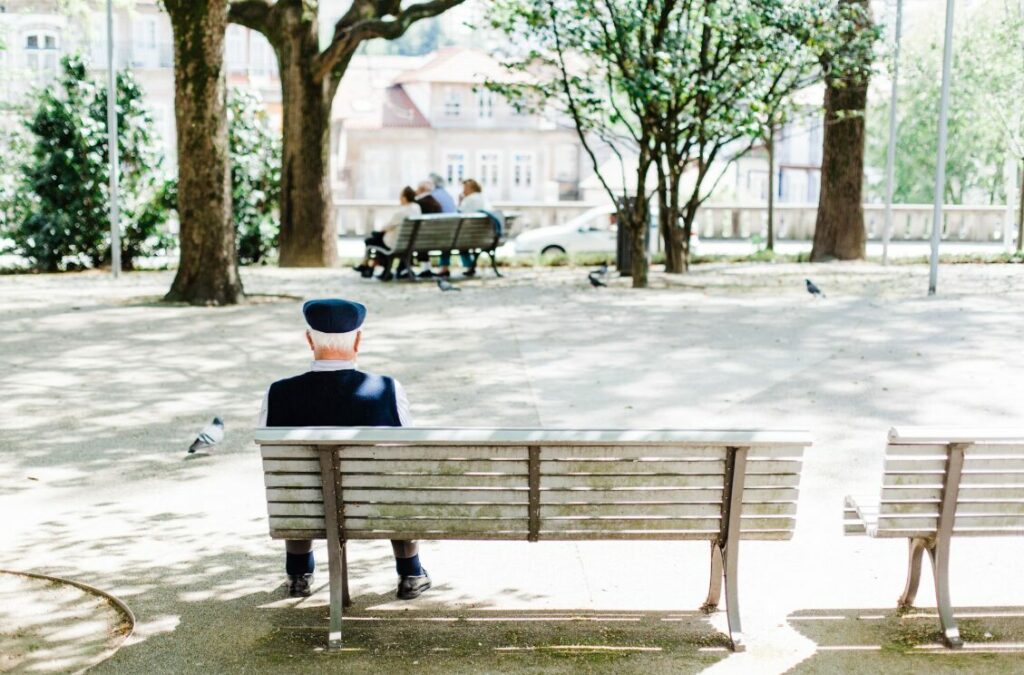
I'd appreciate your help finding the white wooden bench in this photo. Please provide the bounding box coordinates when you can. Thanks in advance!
[844,427,1024,648]
[255,427,811,651]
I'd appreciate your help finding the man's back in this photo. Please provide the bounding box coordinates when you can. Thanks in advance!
[266,370,400,428]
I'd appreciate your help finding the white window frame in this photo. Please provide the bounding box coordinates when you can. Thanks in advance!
[477,150,500,189]
[476,88,494,119]
[445,151,467,186]
[24,29,60,78]
[512,152,534,189]
[443,87,463,117]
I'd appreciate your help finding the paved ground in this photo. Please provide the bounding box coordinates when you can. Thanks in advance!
[1,261,1023,673]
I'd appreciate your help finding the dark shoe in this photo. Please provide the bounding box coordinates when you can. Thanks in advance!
[463,268,476,278]
[361,266,374,279]
[353,264,368,273]
[288,574,313,598]
[377,270,394,282]
[397,571,431,600]
[417,269,434,279]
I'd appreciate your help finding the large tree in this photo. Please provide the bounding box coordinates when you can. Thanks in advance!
[228,0,465,267]
[164,0,243,305]
[810,0,877,262]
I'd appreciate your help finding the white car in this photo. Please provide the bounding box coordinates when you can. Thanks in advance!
[512,205,697,257]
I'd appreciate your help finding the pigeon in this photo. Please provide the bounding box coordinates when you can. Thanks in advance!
[805,278,826,298]
[588,270,607,288]
[188,417,224,454]
[436,278,461,292]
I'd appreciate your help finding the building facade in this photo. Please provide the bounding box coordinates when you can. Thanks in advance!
[331,48,584,205]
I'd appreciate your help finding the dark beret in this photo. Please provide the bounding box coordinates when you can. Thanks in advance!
[302,299,366,333]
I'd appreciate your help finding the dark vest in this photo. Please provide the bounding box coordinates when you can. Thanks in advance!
[266,370,401,427]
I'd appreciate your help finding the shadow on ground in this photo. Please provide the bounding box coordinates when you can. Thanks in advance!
[786,607,1024,674]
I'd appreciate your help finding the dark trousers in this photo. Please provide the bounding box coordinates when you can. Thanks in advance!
[286,539,418,559]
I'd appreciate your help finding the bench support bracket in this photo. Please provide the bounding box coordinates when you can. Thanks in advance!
[895,442,966,649]
[702,446,748,652]
[319,446,346,651]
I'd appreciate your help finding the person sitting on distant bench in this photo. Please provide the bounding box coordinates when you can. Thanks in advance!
[354,186,421,281]
[437,179,490,278]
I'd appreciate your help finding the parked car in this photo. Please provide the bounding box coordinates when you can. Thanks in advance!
[512,205,698,258]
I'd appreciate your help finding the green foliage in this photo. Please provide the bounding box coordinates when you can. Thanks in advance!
[488,0,832,273]
[8,55,170,271]
[227,89,280,264]
[867,0,1019,205]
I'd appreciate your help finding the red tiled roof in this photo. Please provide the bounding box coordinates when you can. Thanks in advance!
[381,85,430,128]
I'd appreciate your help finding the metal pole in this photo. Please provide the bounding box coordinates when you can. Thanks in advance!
[106,0,121,278]
[929,0,955,295]
[882,0,903,265]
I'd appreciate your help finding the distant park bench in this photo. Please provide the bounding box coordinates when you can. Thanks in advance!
[844,427,1024,648]
[368,213,506,278]
[255,427,811,651]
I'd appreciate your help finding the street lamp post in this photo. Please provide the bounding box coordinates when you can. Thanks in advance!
[929,0,956,295]
[106,0,121,278]
[882,0,903,266]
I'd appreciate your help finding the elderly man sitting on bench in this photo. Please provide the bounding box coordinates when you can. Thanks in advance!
[258,299,431,599]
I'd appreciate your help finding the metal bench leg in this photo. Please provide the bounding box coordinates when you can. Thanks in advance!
[702,541,723,613]
[928,539,963,648]
[723,540,745,652]
[488,250,502,277]
[897,537,928,611]
[326,532,344,651]
[342,540,352,608]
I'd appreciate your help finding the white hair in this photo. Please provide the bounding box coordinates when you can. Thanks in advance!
[307,328,359,352]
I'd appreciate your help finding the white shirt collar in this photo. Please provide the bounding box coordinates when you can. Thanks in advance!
[310,359,357,372]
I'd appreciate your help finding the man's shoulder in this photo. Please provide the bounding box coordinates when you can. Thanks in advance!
[269,370,395,388]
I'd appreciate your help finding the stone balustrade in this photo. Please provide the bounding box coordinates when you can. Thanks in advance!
[332,199,1016,242]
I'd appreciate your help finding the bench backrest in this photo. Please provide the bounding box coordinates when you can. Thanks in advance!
[870,427,1024,538]
[388,219,418,253]
[452,214,499,250]
[256,428,810,543]
[405,214,461,252]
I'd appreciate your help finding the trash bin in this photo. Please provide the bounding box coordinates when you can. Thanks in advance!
[616,198,650,276]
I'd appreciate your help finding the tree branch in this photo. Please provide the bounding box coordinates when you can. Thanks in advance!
[314,0,466,84]
[228,0,275,38]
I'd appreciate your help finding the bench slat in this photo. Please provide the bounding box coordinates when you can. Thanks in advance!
[268,503,325,517]
[263,459,320,473]
[540,446,728,460]
[538,460,725,475]
[344,530,528,540]
[344,488,528,504]
[886,442,1024,457]
[884,472,1024,486]
[343,474,528,489]
[743,460,804,475]
[343,517,529,532]
[541,503,723,518]
[261,445,317,460]
[269,516,326,530]
[540,488,723,503]
[883,486,1024,501]
[266,488,323,502]
[539,474,798,489]
[335,446,529,461]
[346,504,527,519]
[270,528,326,539]
[339,460,527,474]
[541,518,721,532]
[265,473,322,488]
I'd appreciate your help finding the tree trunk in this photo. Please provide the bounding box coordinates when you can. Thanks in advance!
[164,1,242,305]
[811,70,869,261]
[766,126,775,251]
[657,162,683,274]
[1017,159,1024,252]
[274,8,337,267]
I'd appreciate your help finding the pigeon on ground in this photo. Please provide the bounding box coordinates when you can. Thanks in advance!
[436,278,461,292]
[588,270,607,288]
[805,278,826,298]
[188,417,224,454]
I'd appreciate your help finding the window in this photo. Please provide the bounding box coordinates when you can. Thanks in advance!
[24,31,59,78]
[443,88,462,117]
[477,89,494,119]
[131,16,159,67]
[513,153,533,188]
[478,152,500,188]
[226,25,246,73]
[445,152,466,185]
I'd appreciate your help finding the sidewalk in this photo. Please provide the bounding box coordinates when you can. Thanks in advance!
[2,263,1023,673]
